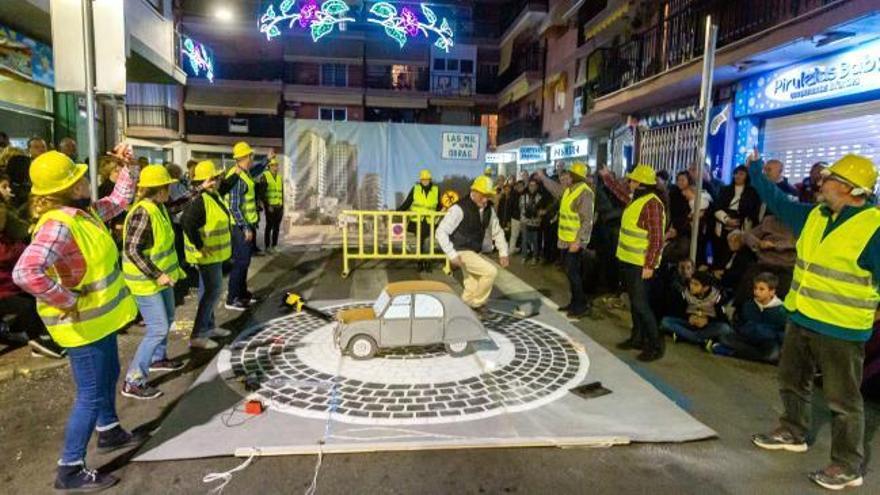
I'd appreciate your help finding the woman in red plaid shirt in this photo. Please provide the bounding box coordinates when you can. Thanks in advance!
[13,145,141,493]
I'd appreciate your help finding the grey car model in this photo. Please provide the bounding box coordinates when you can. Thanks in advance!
[334,281,489,359]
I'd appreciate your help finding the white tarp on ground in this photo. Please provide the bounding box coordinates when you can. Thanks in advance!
[135,270,715,461]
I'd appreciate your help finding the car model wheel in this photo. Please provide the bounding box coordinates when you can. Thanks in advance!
[348,335,377,360]
[445,340,472,357]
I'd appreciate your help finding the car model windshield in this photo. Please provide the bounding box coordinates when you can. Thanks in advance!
[373,290,391,315]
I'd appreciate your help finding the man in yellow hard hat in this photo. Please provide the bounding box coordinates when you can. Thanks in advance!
[537,162,595,320]
[599,163,667,361]
[436,175,509,313]
[398,169,441,271]
[223,142,273,311]
[257,157,284,255]
[748,151,879,490]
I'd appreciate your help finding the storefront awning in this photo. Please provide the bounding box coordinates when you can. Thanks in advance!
[584,3,629,41]
[185,85,280,115]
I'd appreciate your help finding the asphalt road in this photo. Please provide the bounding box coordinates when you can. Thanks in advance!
[1,249,877,494]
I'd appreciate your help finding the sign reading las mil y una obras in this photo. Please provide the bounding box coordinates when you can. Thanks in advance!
[442,132,480,160]
[735,38,880,117]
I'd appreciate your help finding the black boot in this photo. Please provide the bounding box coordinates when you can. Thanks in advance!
[637,339,665,362]
[54,464,118,493]
[616,338,641,350]
[96,425,142,454]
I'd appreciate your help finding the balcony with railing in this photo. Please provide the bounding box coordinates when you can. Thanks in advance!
[126,105,179,132]
[496,45,543,94]
[366,67,429,92]
[497,117,542,145]
[595,0,833,98]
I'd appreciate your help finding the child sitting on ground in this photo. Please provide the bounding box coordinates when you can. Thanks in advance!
[711,272,787,363]
[661,271,731,348]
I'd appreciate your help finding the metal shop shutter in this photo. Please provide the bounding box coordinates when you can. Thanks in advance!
[763,99,880,185]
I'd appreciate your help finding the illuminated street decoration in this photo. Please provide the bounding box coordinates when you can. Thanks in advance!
[259,0,355,42]
[181,35,214,83]
[367,2,454,52]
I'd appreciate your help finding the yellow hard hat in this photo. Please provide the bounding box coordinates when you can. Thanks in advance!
[484,166,493,175]
[625,164,657,186]
[419,169,432,181]
[232,142,254,160]
[822,154,877,194]
[138,164,178,188]
[29,151,88,196]
[471,175,495,196]
[569,162,588,178]
[193,160,223,181]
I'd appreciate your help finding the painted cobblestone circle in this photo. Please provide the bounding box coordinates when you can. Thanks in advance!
[224,304,589,425]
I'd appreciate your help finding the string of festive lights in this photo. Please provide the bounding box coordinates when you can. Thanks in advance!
[181,35,215,83]
[259,0,355,42]
[258,1,455,52]
[367,2,454,52]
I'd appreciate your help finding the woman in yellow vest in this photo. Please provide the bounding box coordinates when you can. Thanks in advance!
[259,157,284,254]
[12,147,140,492]
[599,164,668,362]
[119,165,215,400]
[182,161,234,350]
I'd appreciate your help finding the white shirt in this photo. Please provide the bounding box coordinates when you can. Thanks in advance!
[436,202,509,260]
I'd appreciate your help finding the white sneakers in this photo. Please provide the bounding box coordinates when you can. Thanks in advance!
[189,338,219,350]
[211,328,232,338]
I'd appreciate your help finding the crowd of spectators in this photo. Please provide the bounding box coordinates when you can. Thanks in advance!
[492,157,879,388]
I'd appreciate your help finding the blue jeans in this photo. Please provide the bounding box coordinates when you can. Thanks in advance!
[661,316,732,345]
[126,288,174,385]
[523,228,539,258]
[227,225,252,303]
[194,262,223,338]
[61,332,120,464]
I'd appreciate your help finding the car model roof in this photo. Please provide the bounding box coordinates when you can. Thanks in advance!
[385,280,454,296]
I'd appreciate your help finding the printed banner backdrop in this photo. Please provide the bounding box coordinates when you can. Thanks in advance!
[282,119,487,245]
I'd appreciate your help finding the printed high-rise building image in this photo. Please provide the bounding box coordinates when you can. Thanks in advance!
[294,130,327,211]
[326,141,358,207]
[358,173,382,211]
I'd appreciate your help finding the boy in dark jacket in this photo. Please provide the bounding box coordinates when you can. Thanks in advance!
[711,272,788,363]
[661,270,732,348]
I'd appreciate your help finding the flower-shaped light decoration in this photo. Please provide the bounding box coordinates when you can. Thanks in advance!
[298,0,319,27]
[367,2,455,52]
[400,7,420,36]
[182,36,215,83]
[259,0,355,42]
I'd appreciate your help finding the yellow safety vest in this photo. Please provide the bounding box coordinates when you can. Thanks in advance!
[558,182,591,243]
[264,171,283,206]
[616,193,665,268]
[122,199,186,296]
[34,209,138,348]
[410,184,439,213]
[225,167,259,224]
[184,193,233,265]
[785,206,880,333]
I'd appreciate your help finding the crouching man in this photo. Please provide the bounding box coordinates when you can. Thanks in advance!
[436,176,509,313]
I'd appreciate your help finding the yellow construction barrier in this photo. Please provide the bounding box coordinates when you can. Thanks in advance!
[340,210,451,278]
